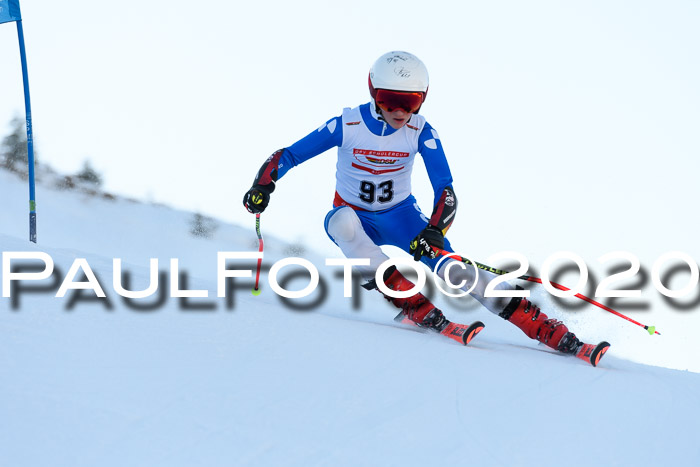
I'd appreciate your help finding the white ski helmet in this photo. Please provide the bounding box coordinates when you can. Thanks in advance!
[368,51,429,111]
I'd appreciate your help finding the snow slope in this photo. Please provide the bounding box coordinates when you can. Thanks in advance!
[1,169,699,467]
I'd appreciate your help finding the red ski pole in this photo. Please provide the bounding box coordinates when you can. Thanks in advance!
[435,248,660,336]
[252,213,264,296]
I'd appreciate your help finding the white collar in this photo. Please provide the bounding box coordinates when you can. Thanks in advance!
[369,98,385,122]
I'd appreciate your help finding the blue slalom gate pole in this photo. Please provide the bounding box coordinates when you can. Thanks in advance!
[2,1,36,242]
[16,19,36,243]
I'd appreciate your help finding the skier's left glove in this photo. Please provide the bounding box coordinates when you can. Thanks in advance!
[410,225,444,261]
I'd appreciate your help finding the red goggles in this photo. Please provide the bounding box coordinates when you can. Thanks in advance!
[374,89,425,114]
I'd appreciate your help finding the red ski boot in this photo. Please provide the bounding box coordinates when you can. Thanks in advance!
[499,296,582,354]
[369,266,449,332]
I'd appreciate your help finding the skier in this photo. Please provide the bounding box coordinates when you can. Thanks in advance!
[243,51,599,360]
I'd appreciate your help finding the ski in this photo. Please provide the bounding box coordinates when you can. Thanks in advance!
[575,341,610,367]
[441,320,486,346]
[394,312,485,346]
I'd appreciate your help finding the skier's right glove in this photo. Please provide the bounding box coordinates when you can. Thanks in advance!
[242,149,284,214]
[243,185,273,213]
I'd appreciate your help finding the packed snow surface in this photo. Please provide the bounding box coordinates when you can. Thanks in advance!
[1,170,699,466]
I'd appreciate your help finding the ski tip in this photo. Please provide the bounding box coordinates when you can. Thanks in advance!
[251,288,262,296]
[590,341,611,367]
[462,321,485,345]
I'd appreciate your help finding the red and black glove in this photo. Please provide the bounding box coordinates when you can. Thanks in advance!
[243,185,273,214]
[410,186,457,261]
[410,225,445,260]
[243,149,283,214]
